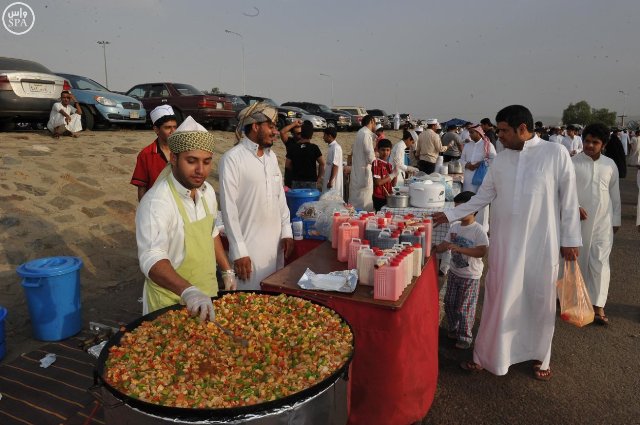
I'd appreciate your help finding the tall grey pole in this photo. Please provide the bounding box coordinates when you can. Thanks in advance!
[320,73,333,107]
[97,41,110,89]
[225,30,245,95]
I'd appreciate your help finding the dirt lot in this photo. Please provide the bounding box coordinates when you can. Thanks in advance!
[1,128,638,424]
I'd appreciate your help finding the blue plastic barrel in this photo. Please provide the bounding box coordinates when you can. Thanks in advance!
[16,256,83,341]
[0,306,6,361]
[285,189,320,221]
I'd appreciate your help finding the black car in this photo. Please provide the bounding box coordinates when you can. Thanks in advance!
[0,57,68,130]
[367,109,391,129]
[239,95,302,129]
[282,102,351,130]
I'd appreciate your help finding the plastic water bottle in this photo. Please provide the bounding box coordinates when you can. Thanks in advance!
[292,217,303,241]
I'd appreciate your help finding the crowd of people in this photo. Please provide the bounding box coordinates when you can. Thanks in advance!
[126,100,638,381]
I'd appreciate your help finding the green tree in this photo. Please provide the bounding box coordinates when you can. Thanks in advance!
[590,108,617,127]
[562,100,617,127]
[562,101,591,125]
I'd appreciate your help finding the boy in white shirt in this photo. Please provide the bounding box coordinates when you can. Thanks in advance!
[321,127,344,198]
[435,191,489,349]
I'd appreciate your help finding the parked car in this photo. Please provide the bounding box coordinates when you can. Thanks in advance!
[367,109,391,129]
[281,102,351,130]
[239,95,302,129]
[125,82,235,129]
[218,93,247,112]
[333,106,367,130]
[0,57,69,130]
[284,106,327,130]
[386,113,416,129]
[56,73,146,130]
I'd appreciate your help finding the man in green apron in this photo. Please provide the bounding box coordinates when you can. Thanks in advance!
[136,116,236,321]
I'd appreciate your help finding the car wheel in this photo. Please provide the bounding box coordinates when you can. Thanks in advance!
[80,106,95,131]
[327,121,337,129]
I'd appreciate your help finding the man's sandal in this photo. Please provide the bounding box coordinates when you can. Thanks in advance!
[594,313,609,326]
[460,361,483,373]
[534,368,552,381]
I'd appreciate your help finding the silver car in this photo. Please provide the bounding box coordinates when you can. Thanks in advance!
[0,57,67,130]
[285,106,327,130]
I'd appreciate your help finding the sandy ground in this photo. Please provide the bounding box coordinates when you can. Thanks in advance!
[0,126,386,362]
[2,127,639,423]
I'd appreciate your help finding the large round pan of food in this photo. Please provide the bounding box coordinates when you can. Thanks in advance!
[94,290,354,421]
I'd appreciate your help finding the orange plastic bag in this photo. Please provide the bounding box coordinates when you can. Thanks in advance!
[556,260,594,327]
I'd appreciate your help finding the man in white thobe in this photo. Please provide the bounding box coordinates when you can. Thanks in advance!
[619,130,630,156]
[220,103,294,290]
[573,123,621,325]
[433,105,582,380]
[47,90,82,137]
[461,124,497,232]
[561,125,583,156]
[348,115,376,211]
[390,129,419,186]
[321,127,344,198]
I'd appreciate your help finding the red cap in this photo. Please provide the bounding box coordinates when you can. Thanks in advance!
[397,222,405,229]
[414,231,422,236]
[392,232,400,238]
[413,244,422,248]
[334,212,340,217]
[362,239,369,245]
[375,251,384,257]
[417,226,425,232]
[385,212,393,218]
[423,218,432,223]
[405,248,414,253]
[391,260,400,266]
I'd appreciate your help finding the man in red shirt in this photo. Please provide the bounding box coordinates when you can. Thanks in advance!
[130,105,178,200]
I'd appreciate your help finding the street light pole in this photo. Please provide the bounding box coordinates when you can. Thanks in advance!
[97,40,110,89]
[618,90,628,127]
[225,30,245,95]
[320,73,333,107]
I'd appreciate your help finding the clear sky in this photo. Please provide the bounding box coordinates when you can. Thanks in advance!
[2,0,639,123]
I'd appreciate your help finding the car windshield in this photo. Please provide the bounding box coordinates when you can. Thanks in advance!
[173,84,203,96]
[287,106,309,114]
[0,58,51,72]
[340,108,359,115]
[318,104,334,113]
[229,96,247,107]
[61,75,108,91]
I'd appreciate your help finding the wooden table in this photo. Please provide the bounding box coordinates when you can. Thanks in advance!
[262,241,439,425]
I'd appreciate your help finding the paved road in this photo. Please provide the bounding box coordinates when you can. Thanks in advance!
[422,167,640,425]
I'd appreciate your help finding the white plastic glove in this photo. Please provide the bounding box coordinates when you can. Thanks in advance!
[180,286,215,321]
[407,166,419,173]
[221,270,237,291]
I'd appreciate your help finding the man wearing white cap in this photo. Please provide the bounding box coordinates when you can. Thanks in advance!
[390,129,419,185]
[415,118,447,173]
[136,116,236,321]
[131,105,178,200]
[220,102,294,290]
